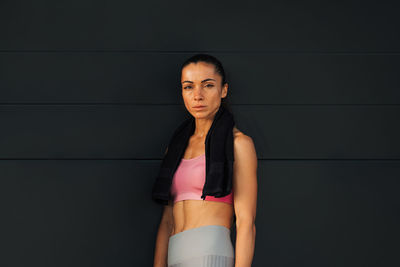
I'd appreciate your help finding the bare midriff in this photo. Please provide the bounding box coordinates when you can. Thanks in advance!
[170,199,234,237]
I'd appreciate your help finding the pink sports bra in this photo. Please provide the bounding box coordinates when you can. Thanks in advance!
[171,153,234,205]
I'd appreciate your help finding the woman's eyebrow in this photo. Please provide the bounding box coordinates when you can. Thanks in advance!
[201,78,216,83]
[182,78,216,84]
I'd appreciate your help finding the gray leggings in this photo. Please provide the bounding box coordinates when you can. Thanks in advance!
[168,225,235,267]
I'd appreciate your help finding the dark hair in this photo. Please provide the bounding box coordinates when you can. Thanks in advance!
[180,53,232,113]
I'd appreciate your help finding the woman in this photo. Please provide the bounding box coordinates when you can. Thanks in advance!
[152,54,257,267]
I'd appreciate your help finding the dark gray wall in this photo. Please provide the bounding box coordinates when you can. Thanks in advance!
[1,1,399,266]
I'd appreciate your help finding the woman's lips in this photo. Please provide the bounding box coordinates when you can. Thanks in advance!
[193,106,206,109]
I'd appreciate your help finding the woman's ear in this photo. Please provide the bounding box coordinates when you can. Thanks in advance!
[222,83,228,98]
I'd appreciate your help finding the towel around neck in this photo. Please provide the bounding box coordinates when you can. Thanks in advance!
[151,104,235,205]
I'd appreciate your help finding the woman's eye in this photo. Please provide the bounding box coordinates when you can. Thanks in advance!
[183,84,213,89]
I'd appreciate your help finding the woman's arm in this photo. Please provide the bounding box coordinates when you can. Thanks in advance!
[233,135,258,267]
[153,146,172,267]
[153,201,174,267]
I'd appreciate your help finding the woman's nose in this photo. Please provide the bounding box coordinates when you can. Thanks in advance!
[193,87,203,100]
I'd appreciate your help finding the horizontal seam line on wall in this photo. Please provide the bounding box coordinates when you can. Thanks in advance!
[0,103,399,106]
[1,50,400,55]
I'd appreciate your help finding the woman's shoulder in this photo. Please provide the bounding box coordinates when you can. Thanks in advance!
[232,126,257,161]
[233,126,254,149]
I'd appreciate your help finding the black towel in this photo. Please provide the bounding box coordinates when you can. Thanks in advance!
[151,105,235,205]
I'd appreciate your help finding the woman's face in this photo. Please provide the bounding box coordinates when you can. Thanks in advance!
[181,62,228,119]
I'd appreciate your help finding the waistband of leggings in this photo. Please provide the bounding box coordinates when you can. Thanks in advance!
[169,224,231,241]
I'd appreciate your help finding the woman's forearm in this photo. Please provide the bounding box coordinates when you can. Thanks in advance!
[153,221,173,267]
[234,222,256,267]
